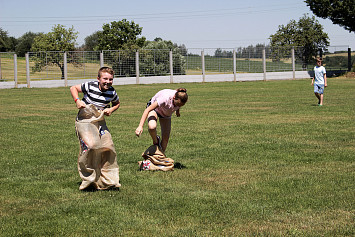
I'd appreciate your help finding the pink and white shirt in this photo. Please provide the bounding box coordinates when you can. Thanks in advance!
[151,89,179,118]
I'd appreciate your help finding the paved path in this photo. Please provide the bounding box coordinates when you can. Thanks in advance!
[0,71,311,89]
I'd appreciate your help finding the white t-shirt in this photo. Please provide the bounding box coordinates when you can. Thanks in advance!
[314,66,326,85]
[151,89,179,117]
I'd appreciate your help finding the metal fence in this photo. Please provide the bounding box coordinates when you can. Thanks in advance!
[0,46,352,85]
[0,52,16,82]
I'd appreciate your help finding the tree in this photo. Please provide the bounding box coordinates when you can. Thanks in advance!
[0,28,16,52]
[269,14,329,68]
[30,25,78,79]
[305,0,355,32]
[140,38,186,76]
[83,31,100,51]
[15,32,41,57]
[96,19,146,50]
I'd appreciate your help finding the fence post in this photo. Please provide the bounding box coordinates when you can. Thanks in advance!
[0,54,2,80]
[233,48,237,82]
[262,49,266,81]
[136,50,140,84]
[292,47,295,80]
[64,52,68,87]
[100,51,104,68]
[348,48,352,72]
[26,53,30,88]
[201,50,205,83]
[14,54,18,88]
[169,50,173,83]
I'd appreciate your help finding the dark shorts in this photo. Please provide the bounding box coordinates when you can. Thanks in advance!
[146,99,163,118]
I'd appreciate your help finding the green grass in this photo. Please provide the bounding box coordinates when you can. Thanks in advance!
[0,78,354,236]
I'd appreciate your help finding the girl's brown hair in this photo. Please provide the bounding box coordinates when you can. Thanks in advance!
[175,88,188,103]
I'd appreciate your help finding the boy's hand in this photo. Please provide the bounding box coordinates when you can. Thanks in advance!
[103,108,113,116]
[76,100,86,109]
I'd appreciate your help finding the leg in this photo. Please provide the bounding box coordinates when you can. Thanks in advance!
[314,92,321,104]
[75,122,102,190]
[147,110,159,145]
[319,93,324,105]
[159,117,171,152]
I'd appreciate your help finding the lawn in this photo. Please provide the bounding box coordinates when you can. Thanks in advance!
[0,78,354,236]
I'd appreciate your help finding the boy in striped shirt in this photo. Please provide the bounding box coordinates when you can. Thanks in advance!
[70,67,121,191]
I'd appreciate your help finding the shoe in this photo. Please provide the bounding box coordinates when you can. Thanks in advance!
[318,104,323,106]
[154,135,161,147]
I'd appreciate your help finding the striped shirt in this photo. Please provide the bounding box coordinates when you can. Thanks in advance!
[81,81,119,110]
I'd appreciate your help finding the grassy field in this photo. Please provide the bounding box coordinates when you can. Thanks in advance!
[0,78,354,236]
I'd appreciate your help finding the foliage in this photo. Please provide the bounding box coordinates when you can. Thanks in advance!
[0,79,354,236]
[0,28,16,52]
[30,25,79,79]
[96,19,146,51]
[269,14,329,68]
[305,0,355,32]
[15,32,41,57]
[324,55,349,69]
[140,38,186,76]
[83,31,100,51]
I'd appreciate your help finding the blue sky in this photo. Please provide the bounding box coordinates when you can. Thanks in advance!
[1,0,354,50]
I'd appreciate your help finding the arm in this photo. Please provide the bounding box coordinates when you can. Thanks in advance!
[176,108,180,117]
[324,73,327,87]
[311,76,314,85]
[103,100,120,116]
[70,84,86,109]
[135,101,159,137]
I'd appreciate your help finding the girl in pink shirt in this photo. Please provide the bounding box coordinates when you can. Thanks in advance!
[135,88,188,152]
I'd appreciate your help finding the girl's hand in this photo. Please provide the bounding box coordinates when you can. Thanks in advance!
[135,126,143,137]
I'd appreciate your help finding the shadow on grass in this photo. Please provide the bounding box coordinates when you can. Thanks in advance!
[174,162,187,169]
[77,182,120,192]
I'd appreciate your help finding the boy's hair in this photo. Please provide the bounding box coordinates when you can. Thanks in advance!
[175,88,188,103]
[98,67,114,78]
[316,57,323,62]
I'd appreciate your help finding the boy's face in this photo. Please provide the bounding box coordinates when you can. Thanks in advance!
[97,72,113,91]
[316,60,322,66]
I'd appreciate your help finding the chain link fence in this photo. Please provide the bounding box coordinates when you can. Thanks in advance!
[0,52,15,82]
[0,46,352,85]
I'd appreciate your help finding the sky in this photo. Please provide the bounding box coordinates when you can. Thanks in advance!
[1,0,354,50]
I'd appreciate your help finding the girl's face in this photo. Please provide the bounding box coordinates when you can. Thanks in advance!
[173,98,185,107]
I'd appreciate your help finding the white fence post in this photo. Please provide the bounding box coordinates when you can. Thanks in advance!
[233,48,237,82]
[169,50,173,83]
[262,49,266,81]
[201,50,205,83]
[100,52,104,68]
[292,47,295,80]
[64,52,68,87]
[14,54,18,88]
[136,50,140,84]
[26,53,30,88]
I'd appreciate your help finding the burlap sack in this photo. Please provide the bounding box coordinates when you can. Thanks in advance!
[75,104,121,190]
[138,145,174,171]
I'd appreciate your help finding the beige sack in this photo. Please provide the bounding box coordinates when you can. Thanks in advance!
[138,145,174,171]
[75,104,121,190]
